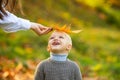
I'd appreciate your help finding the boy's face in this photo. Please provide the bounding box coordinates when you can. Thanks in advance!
[48,31,72,53]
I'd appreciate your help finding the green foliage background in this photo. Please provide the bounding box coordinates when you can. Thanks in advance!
[0,0,120,80]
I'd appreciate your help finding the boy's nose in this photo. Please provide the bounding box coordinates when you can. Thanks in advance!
[54,37,59,41]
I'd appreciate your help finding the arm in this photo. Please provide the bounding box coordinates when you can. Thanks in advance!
[74,63,82,80]
[34,62,44,80]
[0,11,52,35]
[0,11,31,32]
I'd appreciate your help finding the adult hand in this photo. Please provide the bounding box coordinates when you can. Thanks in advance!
[30,22,53,36]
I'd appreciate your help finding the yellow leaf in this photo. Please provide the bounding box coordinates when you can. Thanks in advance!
[53,24,82,34]
[72,30,82,33]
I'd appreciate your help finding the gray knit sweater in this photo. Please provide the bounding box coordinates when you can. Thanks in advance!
[34,58,82,80]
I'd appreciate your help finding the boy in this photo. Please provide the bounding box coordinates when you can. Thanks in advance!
[34,30,82,80]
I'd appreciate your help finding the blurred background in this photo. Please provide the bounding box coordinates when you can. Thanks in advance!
[0,0,120,80]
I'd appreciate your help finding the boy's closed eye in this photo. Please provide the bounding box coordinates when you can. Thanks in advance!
[49,36,64,39]
[59,36,64,39]
[50,37,54,39]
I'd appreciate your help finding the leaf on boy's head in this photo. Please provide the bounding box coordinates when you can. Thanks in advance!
[71,30,82,33]
[53,25,82,34]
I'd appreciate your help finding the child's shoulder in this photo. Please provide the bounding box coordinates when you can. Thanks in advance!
[36,58,50,67]
[67,59,79,68]
[67,59,77,64]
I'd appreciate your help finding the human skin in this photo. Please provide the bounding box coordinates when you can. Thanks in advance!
[47,31,72,54]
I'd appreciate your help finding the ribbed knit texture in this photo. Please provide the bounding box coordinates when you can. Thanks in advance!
[34,58,82,80]
[50,53,68,61]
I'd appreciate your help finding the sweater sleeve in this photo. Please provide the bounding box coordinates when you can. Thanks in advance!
[74,62,82,80]
[0,11,31,33]
[34,62,45,80]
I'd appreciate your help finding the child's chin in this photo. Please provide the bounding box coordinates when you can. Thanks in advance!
[51,46,61,49]
[51,48,61,52]
[51,48,60,51]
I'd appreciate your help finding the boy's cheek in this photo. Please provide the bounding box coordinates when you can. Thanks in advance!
[48,41,52,45]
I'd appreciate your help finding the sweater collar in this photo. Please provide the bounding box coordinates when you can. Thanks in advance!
[50,52,68,61]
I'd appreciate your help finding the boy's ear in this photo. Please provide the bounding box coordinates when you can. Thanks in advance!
[66,44,72,51]
[47,45,50,52]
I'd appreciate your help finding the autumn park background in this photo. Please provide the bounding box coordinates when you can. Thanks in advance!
[0,0,120,80]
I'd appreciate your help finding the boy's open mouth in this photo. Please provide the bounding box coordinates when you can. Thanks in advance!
[52,41,60,46]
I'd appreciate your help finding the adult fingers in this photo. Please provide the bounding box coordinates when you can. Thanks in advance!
[40,27,53,35]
